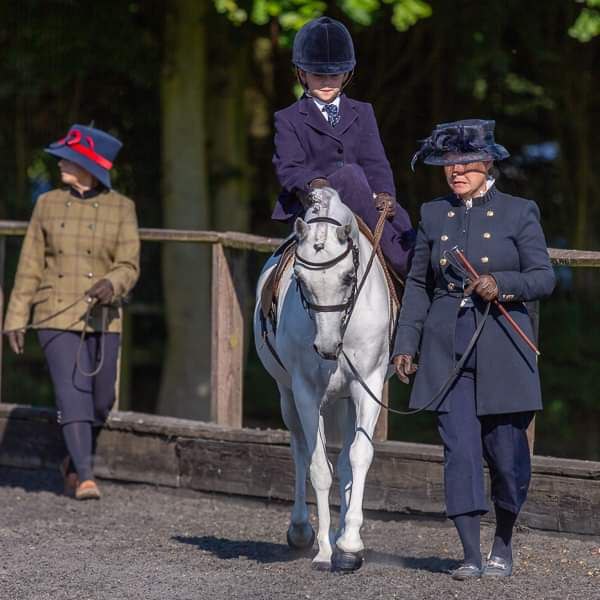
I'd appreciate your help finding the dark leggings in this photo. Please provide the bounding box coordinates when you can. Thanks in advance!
[38,329,120,482]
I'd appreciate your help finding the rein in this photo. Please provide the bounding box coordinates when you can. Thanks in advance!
[294,209,389,339]
[343,302,491,416]
[293,210,492,416]
[75,302,109,377]
[3,294,113,378]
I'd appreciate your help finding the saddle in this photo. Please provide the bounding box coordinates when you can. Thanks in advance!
[260,237,297,329]
[260,217,402,331]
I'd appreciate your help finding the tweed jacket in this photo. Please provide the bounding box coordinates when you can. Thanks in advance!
[271,94,396,222]
[4,188,140,333]
[394,185,556,415]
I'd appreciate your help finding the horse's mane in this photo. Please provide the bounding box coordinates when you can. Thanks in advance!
[305,188,359,250]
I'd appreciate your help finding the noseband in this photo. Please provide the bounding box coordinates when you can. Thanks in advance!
[294,217,359,331]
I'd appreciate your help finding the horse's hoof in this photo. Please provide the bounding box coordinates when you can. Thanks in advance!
[311,560,331,571]
[332,550,364,573]
[286,523,315,550]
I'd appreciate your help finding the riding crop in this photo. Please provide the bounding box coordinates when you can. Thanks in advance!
[450,246,540,356]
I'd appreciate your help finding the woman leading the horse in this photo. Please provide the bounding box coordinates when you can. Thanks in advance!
[4,124,140,500]
[271,16,414,278]
[393,120,555,579]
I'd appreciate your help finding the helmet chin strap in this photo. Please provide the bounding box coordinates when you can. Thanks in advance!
[295,68,354,101]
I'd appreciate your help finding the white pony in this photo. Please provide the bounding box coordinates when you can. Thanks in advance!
[253,188,394,571]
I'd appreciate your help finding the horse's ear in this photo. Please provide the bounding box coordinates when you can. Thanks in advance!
[336,224,352,243]
[294,217,308,241]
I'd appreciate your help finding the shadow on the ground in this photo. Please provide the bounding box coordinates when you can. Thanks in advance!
[0,466,63,494]
[365,549,459,573]
[173,535,308,564]
[174,534,456,573]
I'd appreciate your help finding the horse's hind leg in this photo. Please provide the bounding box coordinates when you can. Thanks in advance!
[279,384,314,552]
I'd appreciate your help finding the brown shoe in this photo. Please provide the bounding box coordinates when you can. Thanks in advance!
[60,456,79,497]
[75,480,101,500]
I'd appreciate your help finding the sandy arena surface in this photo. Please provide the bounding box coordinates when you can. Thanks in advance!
[0,467,599,600]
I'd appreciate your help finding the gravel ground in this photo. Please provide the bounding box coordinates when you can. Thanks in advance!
[0,467,599,600]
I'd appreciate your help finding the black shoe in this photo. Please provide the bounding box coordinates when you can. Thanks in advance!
[483,555,513,577]
[451,562,482,580]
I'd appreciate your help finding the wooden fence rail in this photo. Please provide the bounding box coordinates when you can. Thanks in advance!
[1,220,599,442]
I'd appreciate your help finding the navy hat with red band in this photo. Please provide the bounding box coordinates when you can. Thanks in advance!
[45,125,122,189]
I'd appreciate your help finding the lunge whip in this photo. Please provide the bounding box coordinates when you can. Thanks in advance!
[450,246,540,356]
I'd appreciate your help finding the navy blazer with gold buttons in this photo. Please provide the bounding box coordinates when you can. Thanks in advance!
[395,184,555,415]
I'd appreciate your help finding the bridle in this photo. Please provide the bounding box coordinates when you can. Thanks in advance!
[294,216,360,340]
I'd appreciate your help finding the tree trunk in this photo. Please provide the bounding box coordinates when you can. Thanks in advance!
[208,14,253,360]
[157,0,211,420]
[208,18,250,234]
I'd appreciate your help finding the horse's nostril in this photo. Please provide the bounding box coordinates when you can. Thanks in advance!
[313,344,339,361]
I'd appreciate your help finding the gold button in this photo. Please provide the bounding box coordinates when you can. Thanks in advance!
[87,272,94,278]
[65,201,72,207]
[483,232,491,239]
[448,282,456,290]
[487,210,494,217]
[441,235,448,241]
[440,258,448,266]
[447,210,455,218]
[93,202,99,208]
[481,256,489,263]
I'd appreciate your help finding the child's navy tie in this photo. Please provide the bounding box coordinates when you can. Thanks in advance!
[323,104,340,127]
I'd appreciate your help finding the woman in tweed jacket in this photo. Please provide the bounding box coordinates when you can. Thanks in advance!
[4,124,140,500]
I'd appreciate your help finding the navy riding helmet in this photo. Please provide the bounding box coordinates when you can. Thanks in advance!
[292,16,356,75]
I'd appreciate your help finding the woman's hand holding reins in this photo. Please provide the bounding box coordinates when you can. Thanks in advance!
[86,278,114,304]
[393,354,418,384]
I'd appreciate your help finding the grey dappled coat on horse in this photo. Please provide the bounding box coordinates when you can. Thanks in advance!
[253,188,395,571]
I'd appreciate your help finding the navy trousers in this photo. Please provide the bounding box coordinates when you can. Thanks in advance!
[437,308,533,517]
[37,329,120,425]
[328,164,414,277]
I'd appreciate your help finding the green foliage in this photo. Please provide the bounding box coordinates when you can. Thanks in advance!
[569,0,600,41]
[214,0,327,27]
[213,0,432,31]
[384,0,432,31]
[338,0,381,25]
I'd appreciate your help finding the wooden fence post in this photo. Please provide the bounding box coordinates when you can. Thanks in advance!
[116,307,133,411]
[210,243,244,428]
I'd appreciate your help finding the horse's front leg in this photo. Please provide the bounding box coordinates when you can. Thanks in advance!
[279,384,314,551]
[334,372,383,572]
[294,380,334,570]
[335,399,356,539]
